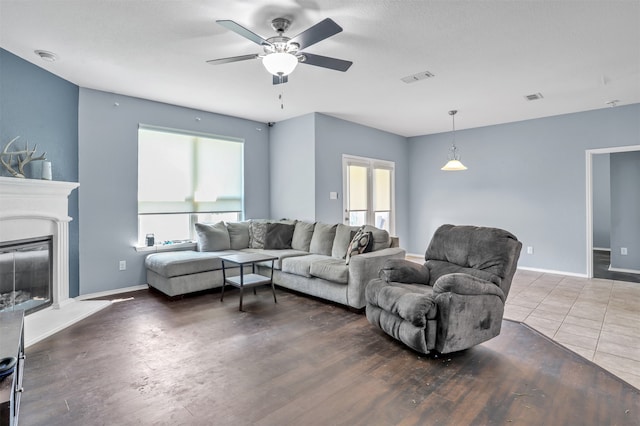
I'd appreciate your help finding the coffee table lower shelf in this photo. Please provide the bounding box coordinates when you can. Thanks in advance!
[219,254,278,311]
[224,274,273,287]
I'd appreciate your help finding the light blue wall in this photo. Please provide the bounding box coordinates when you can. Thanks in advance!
[269,114,315,221]
[0,49,81,297]
[78,88,270,295]
[408,104,640,275]
[314,114,410,244]
[610,151,640,271]
[592,154,611,249]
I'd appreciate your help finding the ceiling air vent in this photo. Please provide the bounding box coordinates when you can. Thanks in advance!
[401,70,435,84]
[524,92,544,101]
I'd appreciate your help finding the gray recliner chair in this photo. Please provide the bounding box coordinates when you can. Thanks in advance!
[365,224,522,354]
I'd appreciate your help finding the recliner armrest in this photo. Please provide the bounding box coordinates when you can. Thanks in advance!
[378,258,430,284]
[433,273,506,302]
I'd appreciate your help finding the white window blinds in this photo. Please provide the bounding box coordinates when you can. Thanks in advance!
[138,126,244,215]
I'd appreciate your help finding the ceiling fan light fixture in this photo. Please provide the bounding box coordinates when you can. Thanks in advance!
[262,52,298,76]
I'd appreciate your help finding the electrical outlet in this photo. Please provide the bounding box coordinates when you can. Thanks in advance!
[527,246,534,255]
[119,260,126,270]
[621,247,628,256]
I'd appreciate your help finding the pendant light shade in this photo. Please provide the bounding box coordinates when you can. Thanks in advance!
[441,110,468,171]
[441,158,467,171]
[262,52,299,76]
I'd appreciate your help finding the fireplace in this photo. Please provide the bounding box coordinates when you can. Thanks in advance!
[1,177,112,347]
[0,176,79,309]
[0,236,53,315]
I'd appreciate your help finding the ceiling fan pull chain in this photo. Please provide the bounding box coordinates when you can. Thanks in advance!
[279,93,284,109]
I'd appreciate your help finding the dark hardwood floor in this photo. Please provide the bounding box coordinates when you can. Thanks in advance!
[20,287,640,426]
[593,249,640,283]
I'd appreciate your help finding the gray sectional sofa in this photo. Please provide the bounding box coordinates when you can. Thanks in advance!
[145,220,405,310]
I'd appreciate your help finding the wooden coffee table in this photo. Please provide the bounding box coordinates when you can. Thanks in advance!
[219,253,278,311]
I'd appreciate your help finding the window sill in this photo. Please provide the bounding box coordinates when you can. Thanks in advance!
[134,241,196,253]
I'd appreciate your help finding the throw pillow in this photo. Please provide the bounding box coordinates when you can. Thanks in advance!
[346,229,374,255]
[226,221,250,249]
[309,222,338,256]
[291,221,315,251]
[249,221,268,249]
[264,223,295,249]
[345,230,372,264]
[194,222,231,252]
[331,224,361,259]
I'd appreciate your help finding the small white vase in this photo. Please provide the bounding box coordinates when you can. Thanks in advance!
[42,161,52,180]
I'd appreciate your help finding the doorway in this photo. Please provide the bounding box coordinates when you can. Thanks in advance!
[586,145,640,280]
[342,154,395,234]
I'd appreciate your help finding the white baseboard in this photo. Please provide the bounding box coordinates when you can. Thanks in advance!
[76,284,149,301]
[608,265,640,274]
[516,266,588,278]
[405,254,588,278]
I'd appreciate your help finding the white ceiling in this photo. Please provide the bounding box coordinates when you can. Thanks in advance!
[1,0,639,137]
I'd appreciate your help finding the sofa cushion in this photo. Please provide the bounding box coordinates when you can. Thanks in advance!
[310,258,349,284]
[264,223,295,249]
[309,222,337,256]
[363,225,391,251]
[291,221,315,251]
[281,254,331,278]
[227,222,250,249]
[249,221,268,249]
[241,248,308,270]
[145,250,236,278]
[331,224,361,259]
[195,222,231,252]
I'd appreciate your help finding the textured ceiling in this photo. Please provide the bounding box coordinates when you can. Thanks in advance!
[1,0,639,137]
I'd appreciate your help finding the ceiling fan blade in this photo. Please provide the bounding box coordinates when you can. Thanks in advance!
[206,54,259,65]
[273,74,289,85]
[300,53,352,72]
[289,18,343,50]
[217,20,272,46]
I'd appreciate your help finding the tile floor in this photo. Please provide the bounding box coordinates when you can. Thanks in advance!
[505,269,640,389]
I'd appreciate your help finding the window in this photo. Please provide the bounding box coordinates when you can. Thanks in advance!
[343,155,395,234]
[137,125,244,244]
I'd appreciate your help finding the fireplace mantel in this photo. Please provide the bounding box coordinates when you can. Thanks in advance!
[1,176,110,347]
[0,175,79,197]
[0,176,79,308]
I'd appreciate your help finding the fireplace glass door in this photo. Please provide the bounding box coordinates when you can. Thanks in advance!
[0,236,53,315]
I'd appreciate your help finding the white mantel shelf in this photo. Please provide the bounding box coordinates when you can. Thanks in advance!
[0,175,79,197]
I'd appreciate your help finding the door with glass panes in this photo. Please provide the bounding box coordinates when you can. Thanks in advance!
[342,155,394,234]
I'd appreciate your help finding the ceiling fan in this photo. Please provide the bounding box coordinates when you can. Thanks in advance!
[207,17,353,85]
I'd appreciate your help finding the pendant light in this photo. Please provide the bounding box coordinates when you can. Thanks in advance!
[441,110,468,171]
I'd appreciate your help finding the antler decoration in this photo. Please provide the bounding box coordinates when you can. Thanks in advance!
[1,136,47,178]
